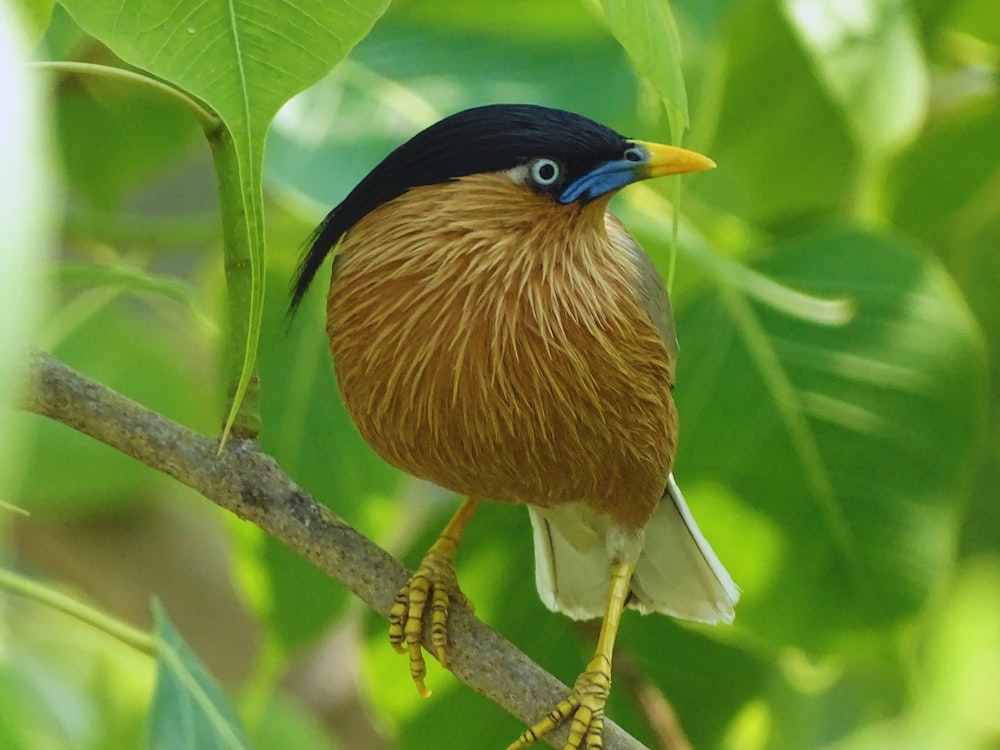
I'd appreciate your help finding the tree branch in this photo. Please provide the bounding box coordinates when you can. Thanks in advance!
[17,349,648,750]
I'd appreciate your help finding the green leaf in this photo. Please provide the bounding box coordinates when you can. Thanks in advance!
[9,0,55,41]
[54,263,214,332]
[781,0,928,154]
[251,693,341,750]
[57,0,393,435]
[600,0,689,141]
[675,226,986,648]
[55,81,200,211]
[4,287,217,513]
[697,0,856,224]
[889,97,1000,239]
[0,662,55,750]
[149,600,252,750]
[619,616,767,750]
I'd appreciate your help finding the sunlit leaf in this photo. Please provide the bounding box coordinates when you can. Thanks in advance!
[781,0,928,153]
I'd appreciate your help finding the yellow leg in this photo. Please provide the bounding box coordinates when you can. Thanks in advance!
[507,560,635,750]
[388,496,481,697]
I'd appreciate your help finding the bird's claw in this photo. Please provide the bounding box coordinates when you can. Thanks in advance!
[507,656,612,750]
[388,548,469,697]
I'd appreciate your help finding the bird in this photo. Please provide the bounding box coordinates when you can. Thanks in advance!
[289,103,739,750]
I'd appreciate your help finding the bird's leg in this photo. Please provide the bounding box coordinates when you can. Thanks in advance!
[389,496,481,697]
[507,559,636,750]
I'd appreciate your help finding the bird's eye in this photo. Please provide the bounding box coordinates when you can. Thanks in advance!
[529,159,561,186]
[623,146,644,162]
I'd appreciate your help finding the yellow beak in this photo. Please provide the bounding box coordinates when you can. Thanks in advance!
[634,140,717,178]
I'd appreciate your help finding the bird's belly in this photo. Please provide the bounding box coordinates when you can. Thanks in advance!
[328,275,676,528]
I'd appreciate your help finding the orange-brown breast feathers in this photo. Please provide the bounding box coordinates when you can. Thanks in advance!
[326,174,677,529]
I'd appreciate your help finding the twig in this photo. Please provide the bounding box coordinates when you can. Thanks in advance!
[17,349,649,750]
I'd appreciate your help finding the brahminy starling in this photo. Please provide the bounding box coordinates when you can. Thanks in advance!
[290,104,738,749]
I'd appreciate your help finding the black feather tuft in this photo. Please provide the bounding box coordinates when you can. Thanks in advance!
[288,104,629,316]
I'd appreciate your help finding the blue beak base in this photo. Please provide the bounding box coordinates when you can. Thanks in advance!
[557,141,716,205]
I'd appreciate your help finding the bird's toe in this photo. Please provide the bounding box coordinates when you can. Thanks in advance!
[506,657,611,750]
[388,547,467,697]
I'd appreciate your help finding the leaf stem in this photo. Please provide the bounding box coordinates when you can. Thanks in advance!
[28,61,222,135]
[209,127,262,441]
[0,566,157,655]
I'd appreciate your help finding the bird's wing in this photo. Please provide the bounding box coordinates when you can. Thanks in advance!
[604,214,677,378]
[629,474,740,623]
[605,215,738,621]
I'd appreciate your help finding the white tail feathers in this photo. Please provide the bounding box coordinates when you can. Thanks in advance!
[528,474,739,624]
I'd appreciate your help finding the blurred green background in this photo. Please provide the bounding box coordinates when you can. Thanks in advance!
[2,0,999,748]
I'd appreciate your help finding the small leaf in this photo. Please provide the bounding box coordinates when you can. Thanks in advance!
[600,0,689,140]
[54,263,214,332]
[149,600,252,750]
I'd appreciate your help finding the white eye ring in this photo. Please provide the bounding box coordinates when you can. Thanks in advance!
[529,159,561,186]
[623,145,645,162]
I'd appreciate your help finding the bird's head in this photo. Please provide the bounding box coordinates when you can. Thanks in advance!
[290,104,714,314]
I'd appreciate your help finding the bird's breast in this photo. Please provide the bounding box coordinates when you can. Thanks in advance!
[326,176,677,528]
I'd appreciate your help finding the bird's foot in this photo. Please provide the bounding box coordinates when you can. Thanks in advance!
[507,654,612,750]
[388,545,471,697]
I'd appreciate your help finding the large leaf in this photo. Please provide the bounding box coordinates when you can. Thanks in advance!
[57,0,393,433]
[673,225,986,648]
[9,0,54,41]
[148,600,252,750]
